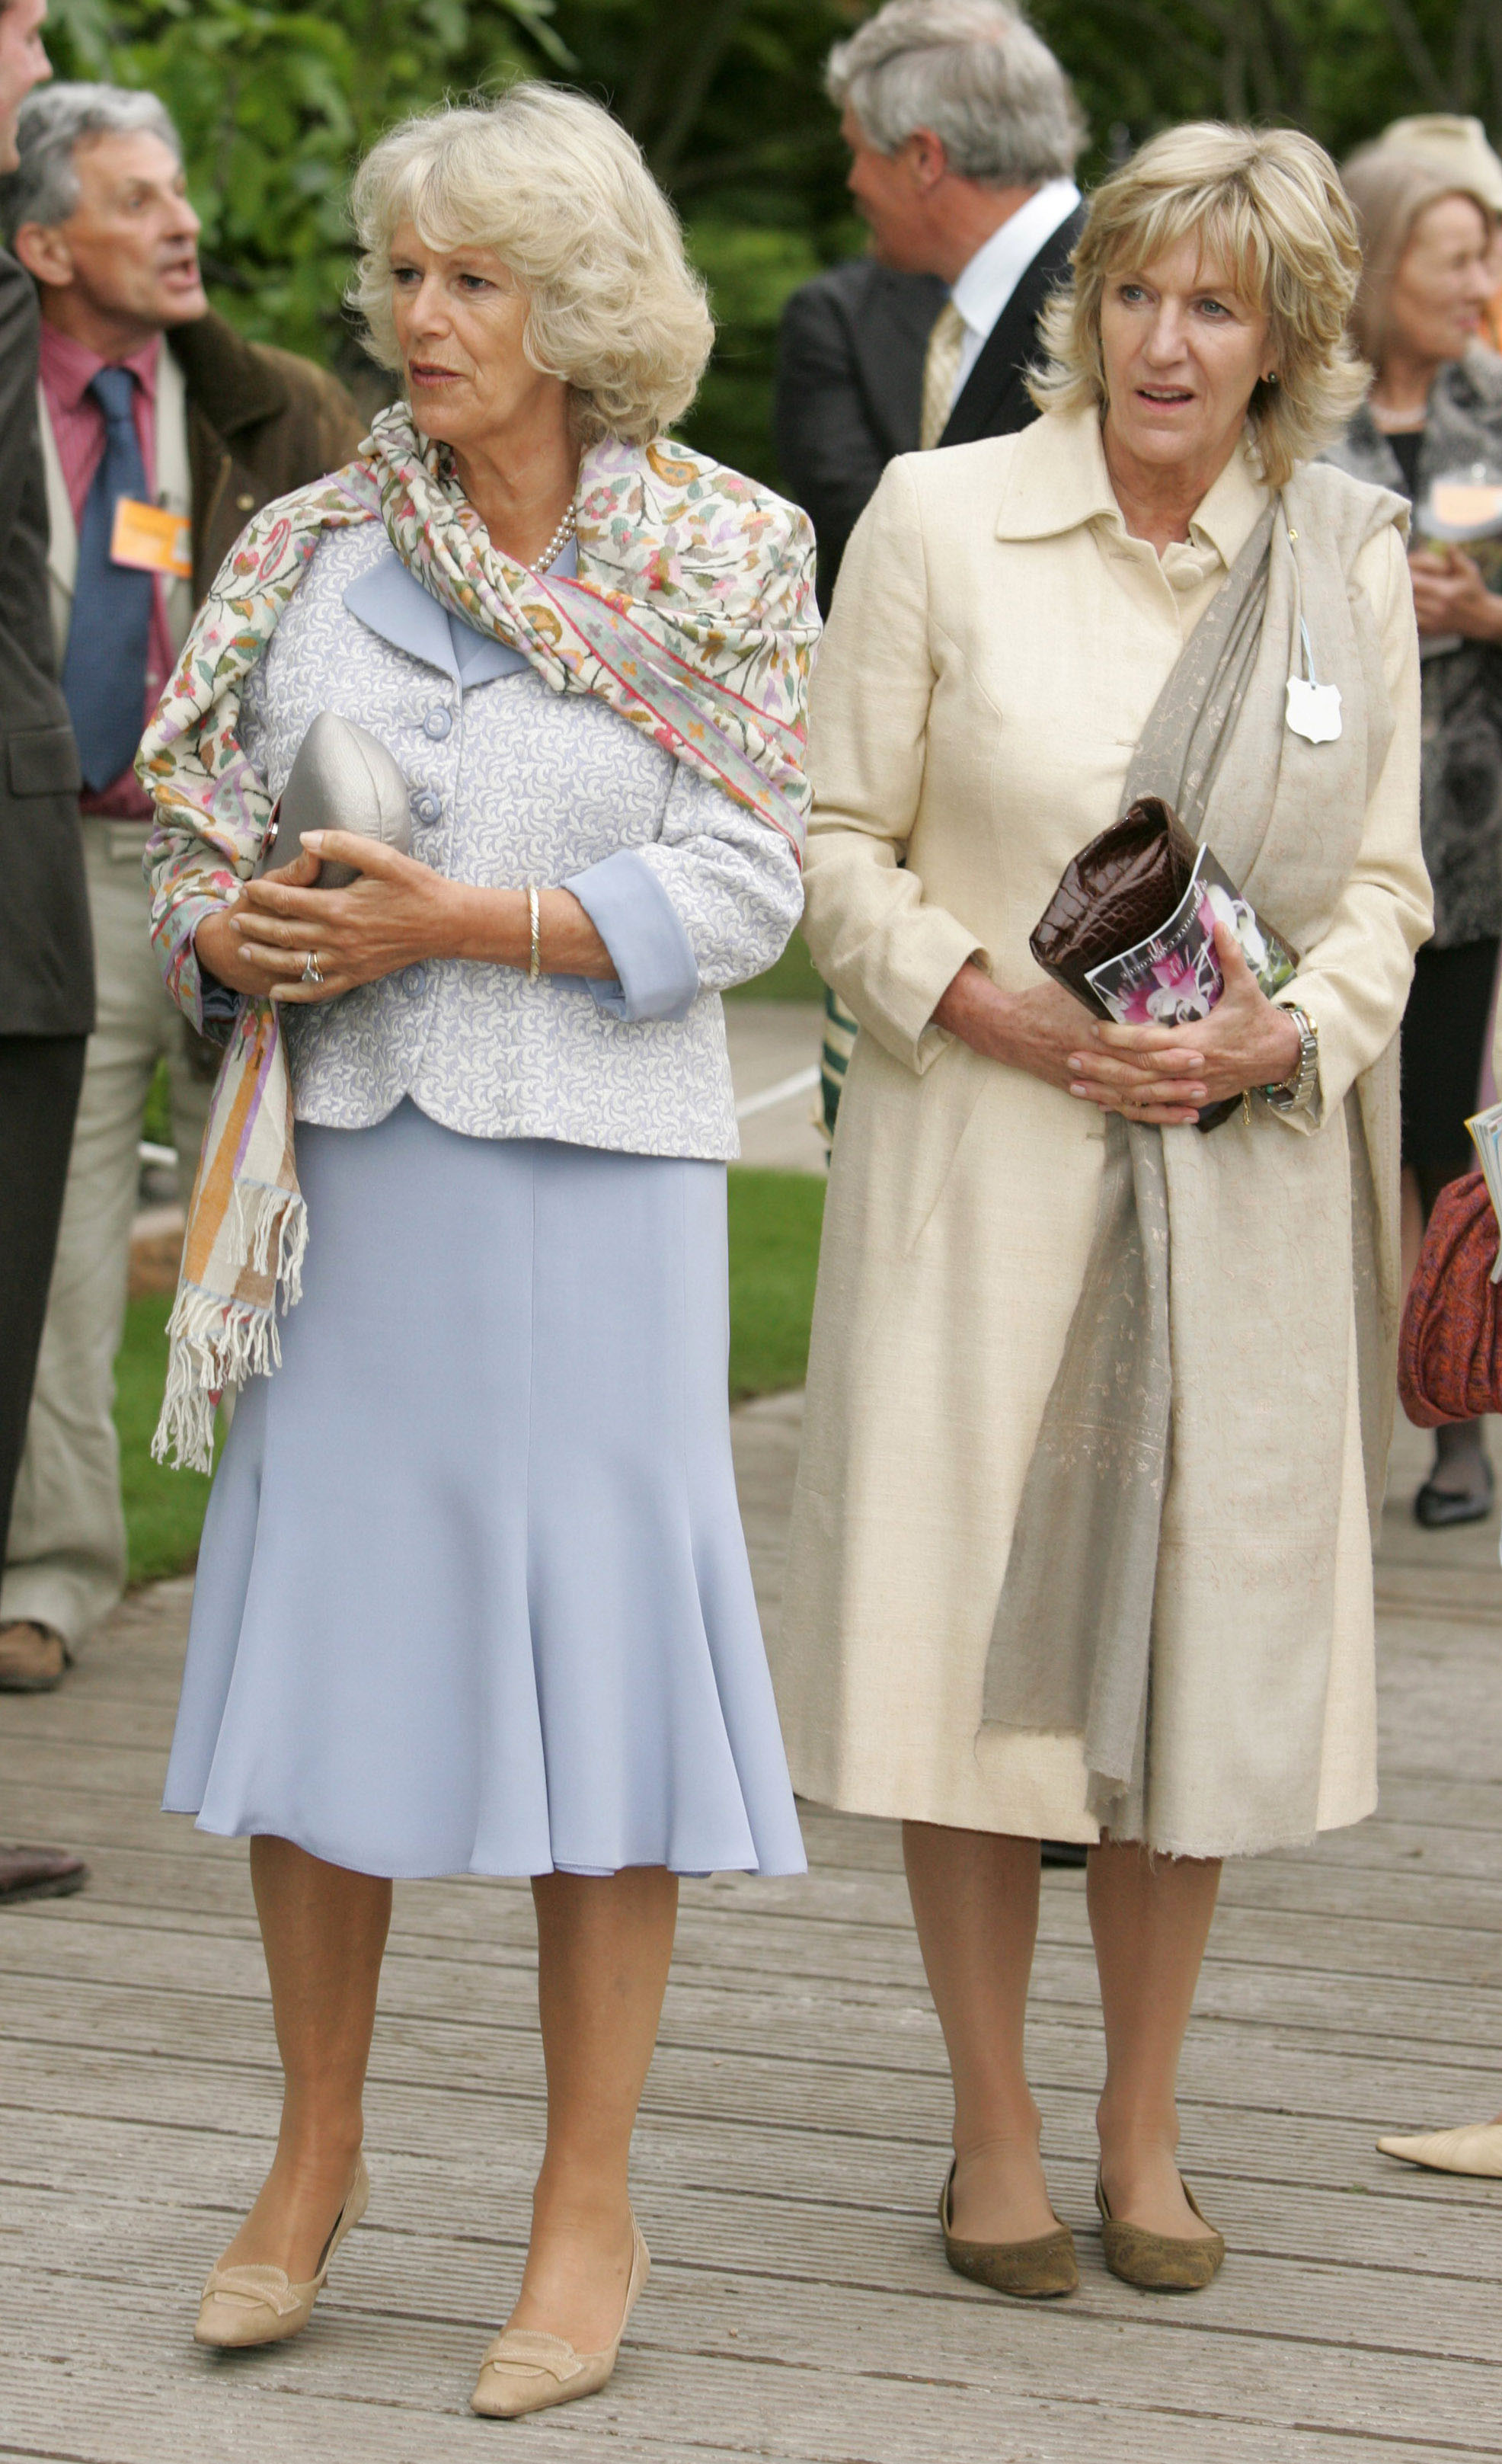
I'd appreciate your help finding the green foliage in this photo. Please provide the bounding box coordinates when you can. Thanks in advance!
[41,0,1502,482]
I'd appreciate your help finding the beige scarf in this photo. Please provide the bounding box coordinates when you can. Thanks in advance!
[982,465,1405,1858]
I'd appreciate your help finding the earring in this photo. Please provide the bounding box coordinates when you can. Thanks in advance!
[1263,370,1279,386]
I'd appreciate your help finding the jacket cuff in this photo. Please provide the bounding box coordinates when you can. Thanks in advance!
[851,913,992,1074]
[565,850,701,1023]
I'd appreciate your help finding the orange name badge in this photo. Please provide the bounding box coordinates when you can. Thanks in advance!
[110,497,192,578]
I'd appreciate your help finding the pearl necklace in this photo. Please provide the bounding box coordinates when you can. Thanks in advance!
[532,500,577,571]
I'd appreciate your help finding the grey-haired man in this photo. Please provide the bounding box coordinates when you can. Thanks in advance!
[0,0,90,1900]
[776,0,1085,612]
[0,84,361,1691]
[777,1,1087,1142]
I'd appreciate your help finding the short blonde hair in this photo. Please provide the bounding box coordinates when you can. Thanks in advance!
[348,88,714,446]
[1031,123,1369,489]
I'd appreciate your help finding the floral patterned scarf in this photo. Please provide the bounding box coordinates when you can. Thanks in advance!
[139,403,817,1469]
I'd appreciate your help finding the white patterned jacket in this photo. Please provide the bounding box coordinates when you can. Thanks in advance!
[228,523,804,1161]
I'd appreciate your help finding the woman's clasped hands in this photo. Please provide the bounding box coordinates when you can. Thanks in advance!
[937,920,1302,1125]
[195,832,466,1004]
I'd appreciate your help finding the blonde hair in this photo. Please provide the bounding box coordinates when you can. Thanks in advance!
[1341,145,1494,366]
[348,88,714,446]
[1031,123,1369,489]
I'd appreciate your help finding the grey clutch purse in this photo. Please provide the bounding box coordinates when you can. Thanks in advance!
[256,712,412,889]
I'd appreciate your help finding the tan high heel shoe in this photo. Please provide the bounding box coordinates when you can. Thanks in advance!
[1377,2122,1502,2177]
[471,2216,650,2419]
[195,2157,369,2349]
[938,2162,1079,2298]
[1095,2170,1224,2292]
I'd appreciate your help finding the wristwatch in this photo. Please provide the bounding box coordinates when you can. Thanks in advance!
[1263,1003,1319,1115]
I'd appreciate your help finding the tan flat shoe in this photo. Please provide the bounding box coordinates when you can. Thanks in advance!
[471,2216,650,2419]
[1377,2123,1502,2178]
[1095,2171,1224,2291]
[195,2157,369,2348]
[938,2161,1078,2298]
[0,1621,66,1692]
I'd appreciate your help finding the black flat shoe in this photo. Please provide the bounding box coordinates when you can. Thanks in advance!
[1414,1470,1494,1529]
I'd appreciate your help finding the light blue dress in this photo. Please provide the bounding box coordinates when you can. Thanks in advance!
[162,539,807,1881]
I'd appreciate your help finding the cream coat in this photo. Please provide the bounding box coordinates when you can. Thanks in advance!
[772,409,1431,1849]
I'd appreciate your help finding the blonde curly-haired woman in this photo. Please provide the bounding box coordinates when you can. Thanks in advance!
[773,123,1430,2296]
[141,88,813,2417]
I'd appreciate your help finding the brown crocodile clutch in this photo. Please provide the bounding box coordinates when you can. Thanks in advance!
[1029,795,1200,1019]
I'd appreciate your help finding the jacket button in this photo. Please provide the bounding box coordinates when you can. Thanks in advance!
[412,791,442,824]
[423,707,452,741]
[401,964,427,997]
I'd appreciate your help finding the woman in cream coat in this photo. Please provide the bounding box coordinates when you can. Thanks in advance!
[774,125,1431,2295]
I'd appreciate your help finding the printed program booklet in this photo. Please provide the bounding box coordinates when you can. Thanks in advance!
[1083,845,1299,1027]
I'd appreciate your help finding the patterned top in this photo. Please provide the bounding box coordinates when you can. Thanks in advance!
[1325,346,1502,945]
[239,525,801,1157]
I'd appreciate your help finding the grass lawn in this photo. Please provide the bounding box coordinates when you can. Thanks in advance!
[116,1292,216,1586]
[117,1163,826,1584]
[727,1166,826,1400]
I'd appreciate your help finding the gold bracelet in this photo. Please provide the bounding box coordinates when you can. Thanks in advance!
[528,884,541,984]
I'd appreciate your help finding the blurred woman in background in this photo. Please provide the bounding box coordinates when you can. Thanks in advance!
[1331,147,1502,1527]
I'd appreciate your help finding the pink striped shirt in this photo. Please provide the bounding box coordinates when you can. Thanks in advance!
[39,322,177,818]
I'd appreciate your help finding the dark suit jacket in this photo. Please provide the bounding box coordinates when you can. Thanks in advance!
[775,205,1087,610]
[0,249,92,1038]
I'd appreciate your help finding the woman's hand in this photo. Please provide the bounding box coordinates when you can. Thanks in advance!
[225,831,467,1003]
[1409,546,1502,642]
[934,927,1302,1127]
[192,851,328,1000]
[1069,921,1302,1122]
[932,959,1109,1092]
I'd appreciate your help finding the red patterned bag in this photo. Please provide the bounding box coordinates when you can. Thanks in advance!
[1398,1169,1502,1426]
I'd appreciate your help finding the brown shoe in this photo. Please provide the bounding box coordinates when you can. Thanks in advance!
[0,1844,88,1906]
[0,1621,66,1691]
[1095,2171,1225,2291]
[939,2162,1079,2299]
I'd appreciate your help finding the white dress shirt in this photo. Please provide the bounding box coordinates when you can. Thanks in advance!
[945,177,1081,410]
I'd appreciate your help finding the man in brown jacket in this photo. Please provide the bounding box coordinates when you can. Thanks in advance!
[0,82,364,1688]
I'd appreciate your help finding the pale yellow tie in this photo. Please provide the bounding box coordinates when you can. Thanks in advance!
[919,301,967,450]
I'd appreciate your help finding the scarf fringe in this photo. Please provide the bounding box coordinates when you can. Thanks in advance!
[233,1175,309,1304]
[151,1189,308,1473]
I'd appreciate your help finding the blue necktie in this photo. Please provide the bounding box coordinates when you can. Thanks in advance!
[59,365,155,792]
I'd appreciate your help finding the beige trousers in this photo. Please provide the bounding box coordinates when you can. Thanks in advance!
[0,821,215,1649]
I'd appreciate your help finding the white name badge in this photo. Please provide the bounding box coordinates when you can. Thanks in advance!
[1286,674,1342,744]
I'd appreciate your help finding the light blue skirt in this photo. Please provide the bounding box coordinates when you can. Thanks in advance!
[164,1099,806,1880]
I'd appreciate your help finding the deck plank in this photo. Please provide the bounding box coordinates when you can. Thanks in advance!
[2,1403,1501,2458]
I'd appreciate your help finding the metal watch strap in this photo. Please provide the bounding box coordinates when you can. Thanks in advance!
[1263,1003,1318,1115]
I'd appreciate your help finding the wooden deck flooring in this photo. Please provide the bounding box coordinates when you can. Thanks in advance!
[3,1395,1501,2461]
